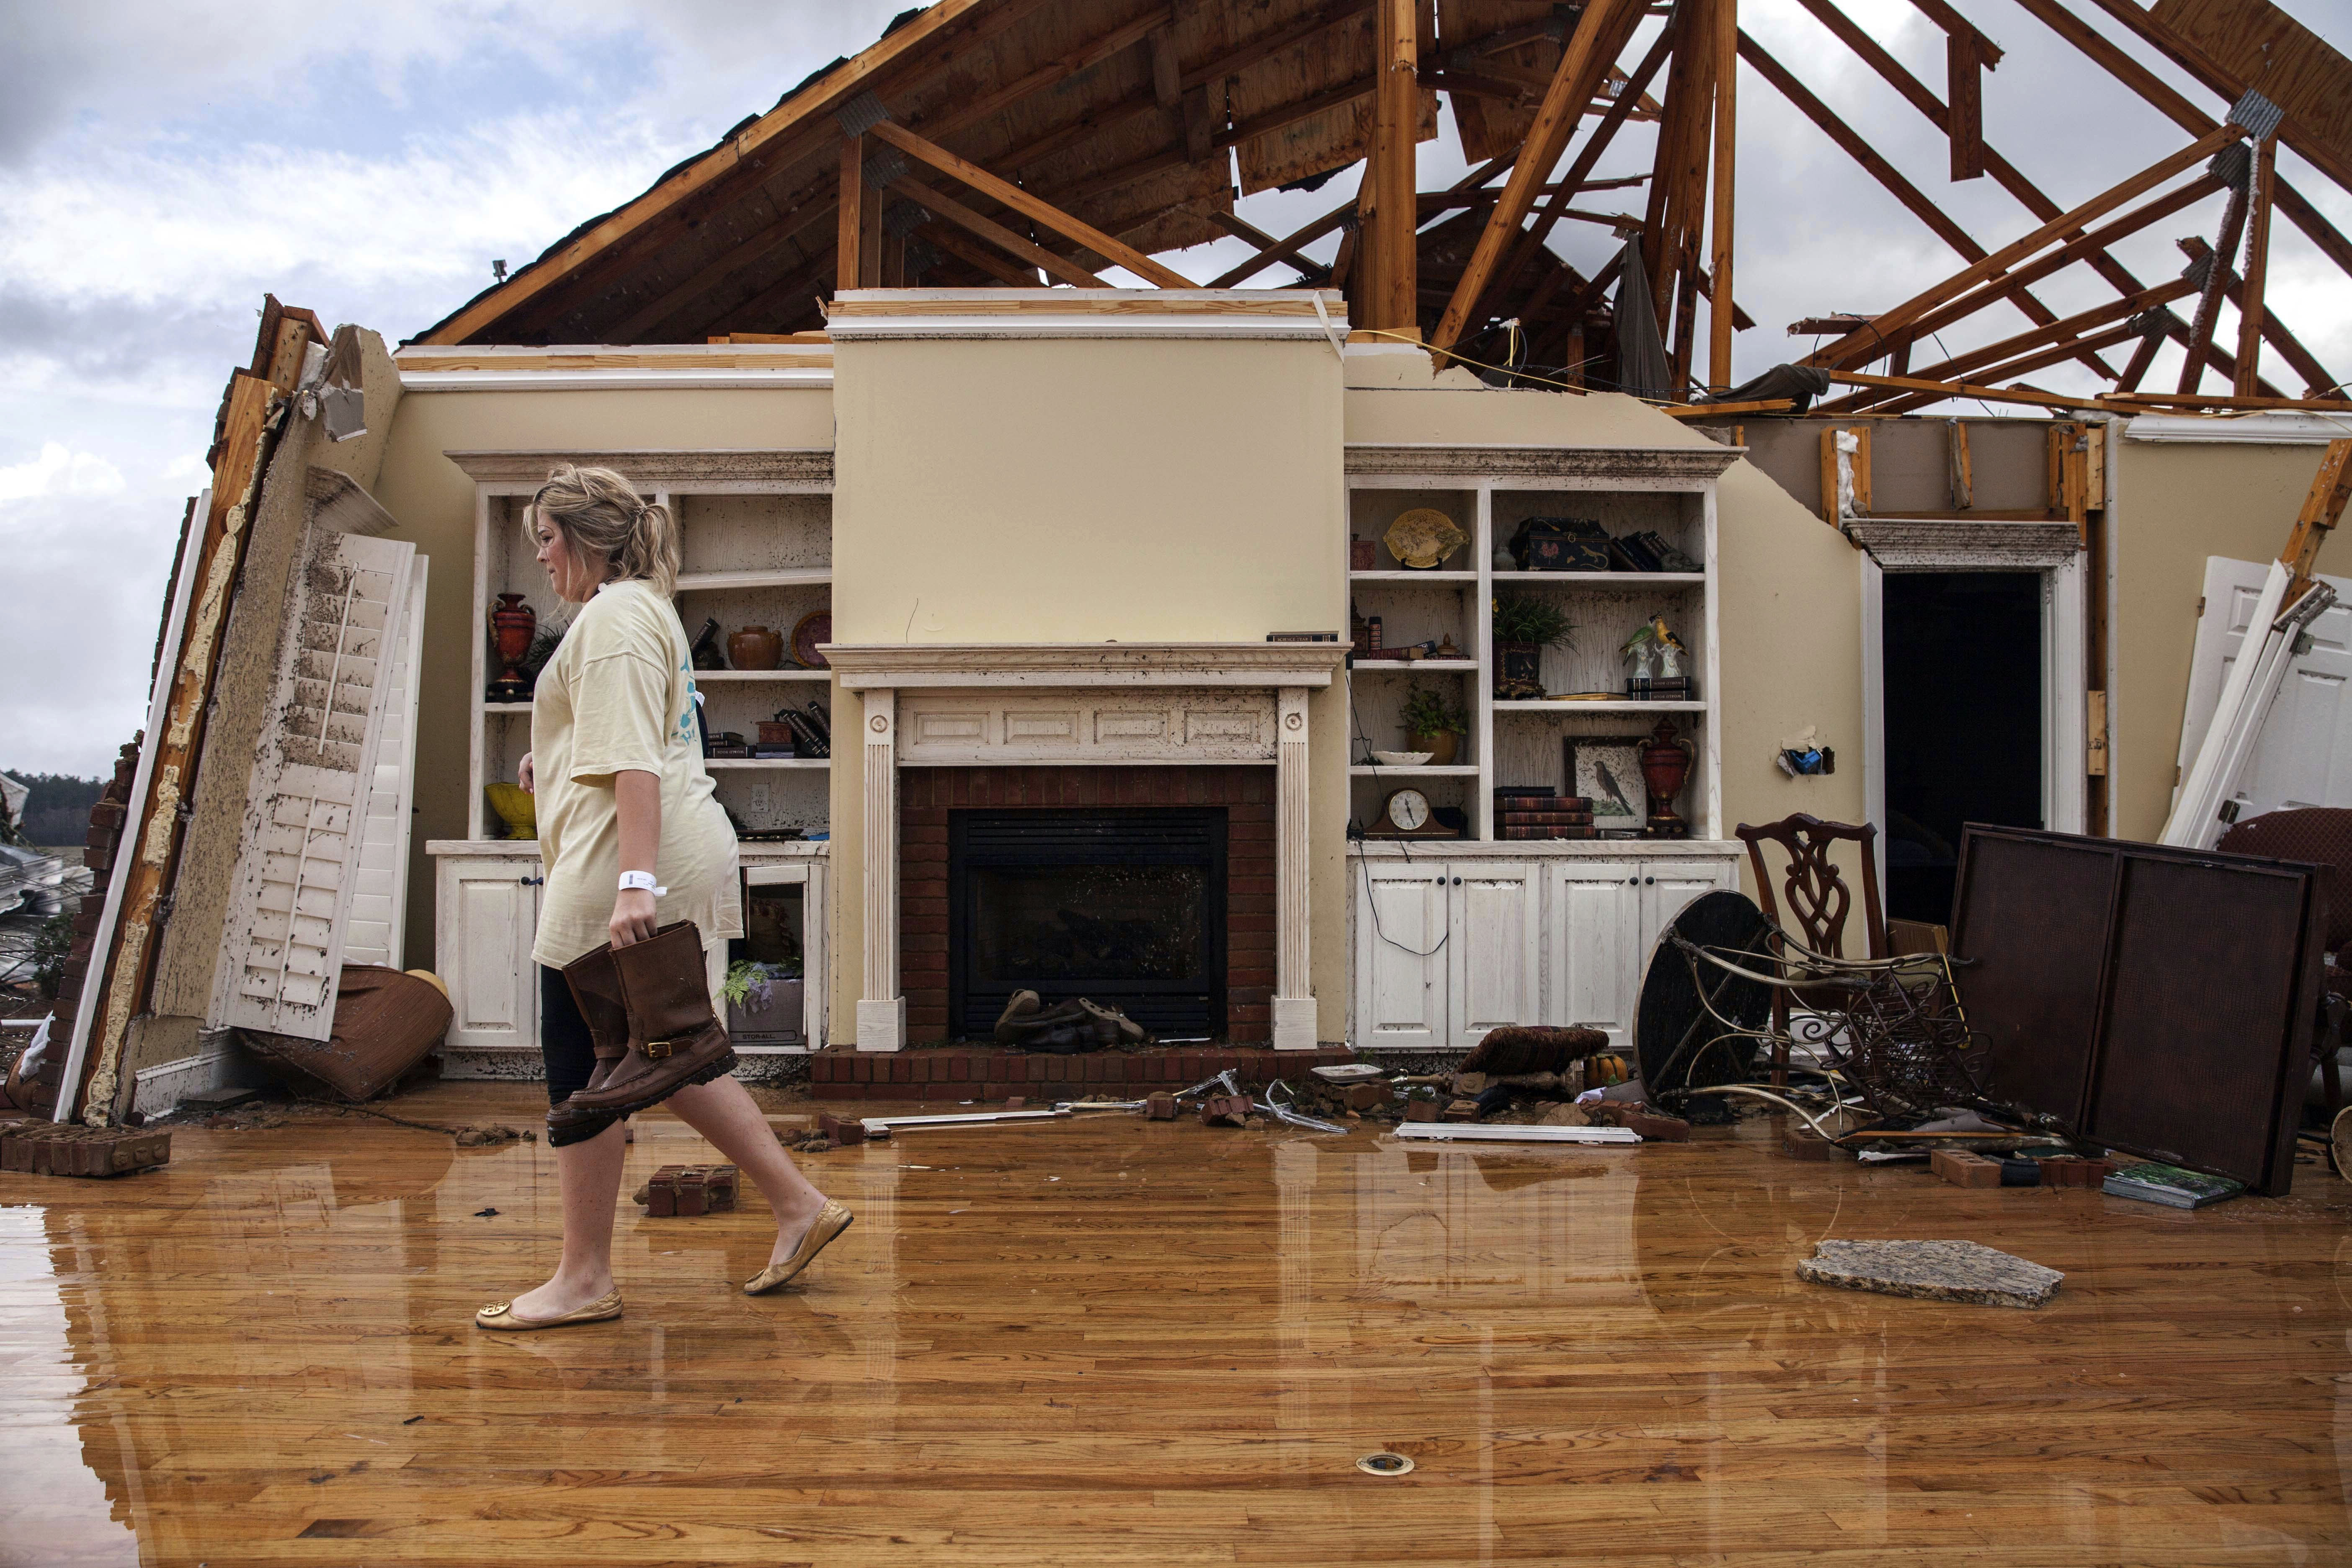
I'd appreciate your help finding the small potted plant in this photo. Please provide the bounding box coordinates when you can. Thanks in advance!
[1398,683,1470,766]
[722,958,804,1046]
[1491,595,1574,693]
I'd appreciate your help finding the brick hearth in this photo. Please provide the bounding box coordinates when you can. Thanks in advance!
[808,1044,1357,1100]
[899,765,1275,1045]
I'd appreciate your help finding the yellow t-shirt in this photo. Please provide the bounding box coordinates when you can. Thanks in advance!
[529,580,742,969]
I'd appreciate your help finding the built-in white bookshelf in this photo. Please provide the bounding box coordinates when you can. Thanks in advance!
[1344,452,1727,843]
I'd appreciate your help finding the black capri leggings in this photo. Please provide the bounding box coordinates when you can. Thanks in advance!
[539,965,599,1106]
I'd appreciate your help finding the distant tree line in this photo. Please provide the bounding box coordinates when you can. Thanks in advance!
[5,773,103,846]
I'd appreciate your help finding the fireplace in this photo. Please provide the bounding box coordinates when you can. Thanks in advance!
[949,808,1227,1039]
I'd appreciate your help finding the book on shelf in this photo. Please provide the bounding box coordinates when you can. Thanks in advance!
[1499,810,1595,827]
[2101,1161,2244,1209]
[1499,825,1600,840]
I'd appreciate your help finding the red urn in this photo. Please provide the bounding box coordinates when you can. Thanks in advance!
[488,593,536,701]
[1638,717,1694,839]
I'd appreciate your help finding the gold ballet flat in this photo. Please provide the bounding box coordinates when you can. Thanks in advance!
[474,1287,623,1331]
[744,1201,854,1295]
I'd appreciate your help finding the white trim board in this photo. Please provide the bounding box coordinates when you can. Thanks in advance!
[1390,1123,1641,1144]
[2124,413,2352,445]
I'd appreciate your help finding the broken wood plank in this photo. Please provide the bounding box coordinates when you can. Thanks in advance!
[1826,369,2112,412]
[2280,439,2352,601]
[865,118,1197,288]
[1947,31,1986,180]
[1664,398,1792,417]
[2177,234,2335,397]
[2177,150,2252,394]
[917,221,1047,288]
[836,134,867,295]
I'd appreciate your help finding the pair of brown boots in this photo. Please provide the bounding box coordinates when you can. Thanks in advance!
[548,922,738,1144]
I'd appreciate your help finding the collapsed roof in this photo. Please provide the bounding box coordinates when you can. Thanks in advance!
[412,0,2351,416]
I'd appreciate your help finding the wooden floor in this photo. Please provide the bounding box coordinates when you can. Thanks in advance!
[6,1084,2352,1566]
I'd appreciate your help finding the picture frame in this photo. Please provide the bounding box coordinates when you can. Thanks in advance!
[1564,735,1650,825]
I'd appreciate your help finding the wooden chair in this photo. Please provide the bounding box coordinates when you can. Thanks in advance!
[1733,814,1887,1086]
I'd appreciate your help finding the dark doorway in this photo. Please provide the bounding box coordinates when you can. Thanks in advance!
[948,808,1227,1039]
[1882,572,2044,925]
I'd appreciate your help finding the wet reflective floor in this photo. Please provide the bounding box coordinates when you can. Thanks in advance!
[5,1083,2352,1565]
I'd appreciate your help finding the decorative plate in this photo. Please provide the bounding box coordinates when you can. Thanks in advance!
[791,611,832,671]
[1383,508,1467,570]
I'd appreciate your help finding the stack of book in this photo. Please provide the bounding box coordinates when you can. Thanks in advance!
[1493,785,1597,840]
[705,730,750,759]
[2101,1161,2244,1209]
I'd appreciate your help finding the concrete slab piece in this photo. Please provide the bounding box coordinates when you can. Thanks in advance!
[1796,1239,2063,1309]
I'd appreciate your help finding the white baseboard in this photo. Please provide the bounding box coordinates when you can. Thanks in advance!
[130,1030,269,1117]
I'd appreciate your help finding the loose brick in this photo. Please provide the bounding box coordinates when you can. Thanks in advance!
[1146,1092,1179,1120]
[1931,1149,2001,1188]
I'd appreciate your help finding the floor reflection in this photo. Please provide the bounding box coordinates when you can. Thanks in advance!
[5,1085,2352,1564]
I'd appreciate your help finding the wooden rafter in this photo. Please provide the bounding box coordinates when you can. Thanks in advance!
[1366,0,1421,332]
[2176,155,2252,394]
[1433,0,1631,353]
[896,173,1108,289]
[865,119,1196,288]
[1740,31,2116,382]
[2233,134,2277,397]
[1824,276,2198,413]
[2178,235,2332,396]
[1802,124,2243,371]
[1707,0,1737,389]
[2004,0,2352,280]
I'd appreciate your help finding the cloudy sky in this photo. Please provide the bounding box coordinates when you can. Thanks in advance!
[2,0,2345,779]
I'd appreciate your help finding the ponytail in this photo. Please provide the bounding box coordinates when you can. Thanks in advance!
[525,464,680,596]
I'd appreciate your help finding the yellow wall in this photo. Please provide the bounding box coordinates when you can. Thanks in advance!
[2110,435,2329,842]
[828,335,1350,1042]
[369,387,835,965]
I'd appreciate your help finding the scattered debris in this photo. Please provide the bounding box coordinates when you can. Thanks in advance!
[473,1208,499,1218]
[178,1086,260,1112]
[819,1112,865,1148]
[1796,1239,2062,1309]
[1356,1452,1415,1477]
[2103,1161,2246,1210]
[1145,1091,1178,1120]
[642,1164,739,1217]
[859,1109,1068,1132]
[1199,1094,1253,1128]
[1393,1123,1640,1145]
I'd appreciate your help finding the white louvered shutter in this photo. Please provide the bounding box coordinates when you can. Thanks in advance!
[341,558,427,969]
[215,529,418,1037]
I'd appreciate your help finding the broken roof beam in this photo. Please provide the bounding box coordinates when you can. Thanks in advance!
[2177,234,2334,397]
[2004,0,2352,281]
[2233,132,2277,398]
[1801,121,2246,371]
[1433,0,1633,353]
[864,117,1197,288]
[1872,320,2152,413]
[1824,369,2110,412]
[1741,31,2116,382]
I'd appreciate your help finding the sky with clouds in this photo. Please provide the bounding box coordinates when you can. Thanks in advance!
[2,0,2344,783]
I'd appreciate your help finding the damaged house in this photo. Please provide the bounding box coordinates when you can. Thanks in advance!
[5,0,2352,1555]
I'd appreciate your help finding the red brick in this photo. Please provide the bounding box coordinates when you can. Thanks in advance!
[1931,1149,2001,1188]
[890,1057,913,1084]
[1044,1057,1068,1083]
[853,1055,874,1084]
[1027,1056,1049,1083]
[1102,1056,1125,1084]
[949,1055,970,1083]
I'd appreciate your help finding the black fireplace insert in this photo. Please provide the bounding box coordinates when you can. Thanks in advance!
[948,807,1227,1040]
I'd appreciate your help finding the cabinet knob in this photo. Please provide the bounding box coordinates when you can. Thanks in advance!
[1626,876,1638,885]
[1452,876,1462,886]
[1645,876,1655,885]
[518,875,544,887]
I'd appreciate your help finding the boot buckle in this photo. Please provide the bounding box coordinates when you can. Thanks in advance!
[644,1039,678,1060]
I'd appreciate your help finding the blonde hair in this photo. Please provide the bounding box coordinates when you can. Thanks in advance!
[527,464,679,596]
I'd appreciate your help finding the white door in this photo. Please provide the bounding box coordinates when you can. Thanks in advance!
[1354,861,1449,1049]
[1450,862,1541,1046]
[1544,861,1640,1050]
[345,559,427,970]
[444,859,541,1052]
[2177,556,2352,817]
[213,529,417,1037]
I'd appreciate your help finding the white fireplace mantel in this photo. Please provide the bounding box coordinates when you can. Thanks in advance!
[821,642,1345,1054]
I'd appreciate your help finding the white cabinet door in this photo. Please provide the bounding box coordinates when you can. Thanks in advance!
[1637,861,1737,970]
[440,858,542,1052]
[1450,862,1541,1046]
[1354,861,1450,1049]
[1544,861,1640,1050]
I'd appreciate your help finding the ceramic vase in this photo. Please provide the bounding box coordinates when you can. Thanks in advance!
[1407,730,1460,766]
[487,594,535,700]
[1638,717,1694,839]
[728,625,784,670]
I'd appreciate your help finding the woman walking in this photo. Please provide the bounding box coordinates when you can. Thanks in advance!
[476,465,850,1331]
